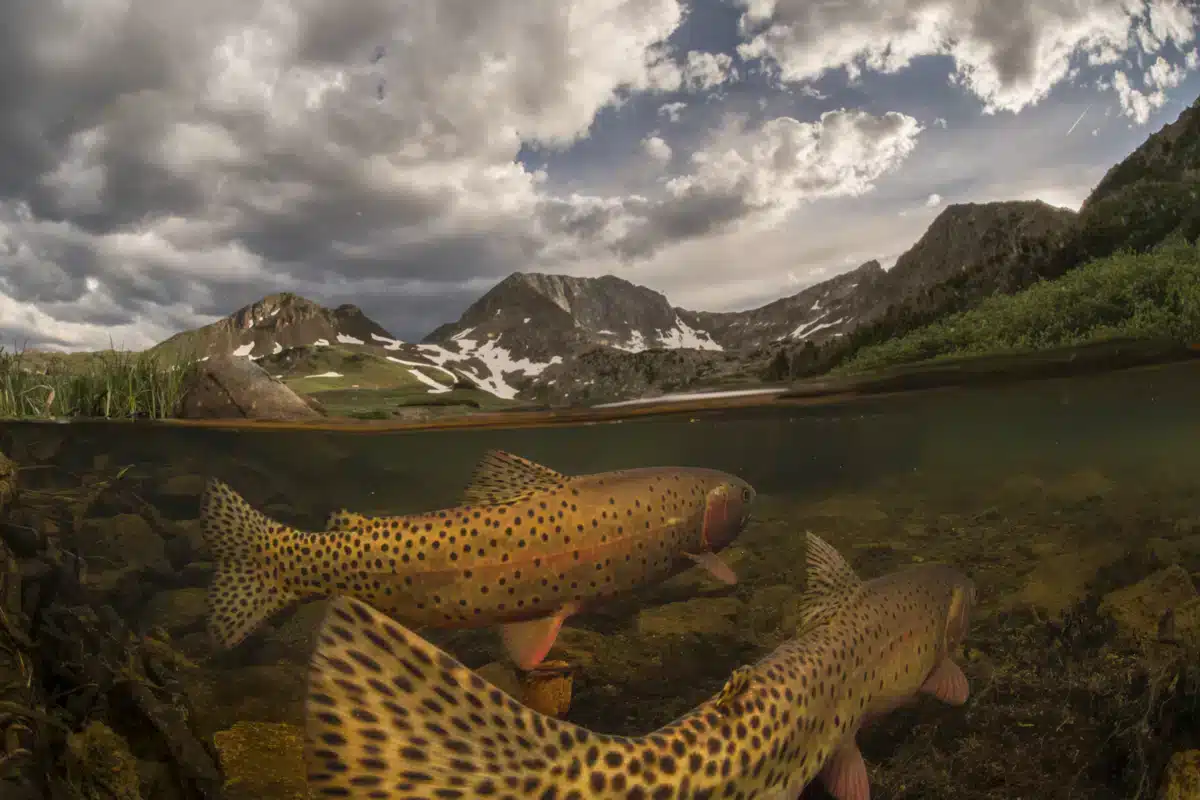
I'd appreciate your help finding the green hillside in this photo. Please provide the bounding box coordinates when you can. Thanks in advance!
[833,238,1200,374]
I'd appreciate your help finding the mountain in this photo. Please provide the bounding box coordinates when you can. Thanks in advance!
[679,260,889,349]
[149,94,1200,407]
[424,272,722,355]
[152,292,396,360]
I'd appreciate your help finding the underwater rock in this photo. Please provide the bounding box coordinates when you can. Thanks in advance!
[1147,537,1184,567]
[1046,468,1114,504]
[181,664,307,739]
[76,514,168,572]
[157,474,206,499]
[636,596,743,637]
[64,720,142,800]
[141,588,209,636]
[808,493,889,523]
[475,661,523,698]
[178,355,324,420]
[1099,565,1198,643]
[519,660,573,718]
[161,518,209,572]
[741,584,803,646]
[257,600,330,661]
[1158,749,1200,800]
[212,721,309,800]
[1005,541,1126,616]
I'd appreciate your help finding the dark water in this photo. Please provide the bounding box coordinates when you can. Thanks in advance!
[1,360,1198,799]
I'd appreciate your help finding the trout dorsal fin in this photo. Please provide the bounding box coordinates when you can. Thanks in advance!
[797,532,864,631]
[460,450,569,506]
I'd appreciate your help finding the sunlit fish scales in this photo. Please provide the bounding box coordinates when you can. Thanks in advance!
[303,531,976,799]
[201,449,754,669]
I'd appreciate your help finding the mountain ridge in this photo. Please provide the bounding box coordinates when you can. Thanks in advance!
[145,94,1200,406]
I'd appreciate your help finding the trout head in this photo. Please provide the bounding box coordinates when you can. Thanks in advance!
[914,563,978,658]
[700,475,756,551]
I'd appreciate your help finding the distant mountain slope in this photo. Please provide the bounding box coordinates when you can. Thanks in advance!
[423,272,722,356]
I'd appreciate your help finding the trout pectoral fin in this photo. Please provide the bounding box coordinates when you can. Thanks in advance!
[500,605,576,670]
[819,742,871,800]
[920,658,970,706]
[684,551,738,585]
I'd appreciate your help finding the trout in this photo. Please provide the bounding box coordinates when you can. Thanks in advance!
[201,449,753,669]
[303,532,976,800]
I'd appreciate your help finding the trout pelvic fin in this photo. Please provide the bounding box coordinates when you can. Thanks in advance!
[201,478,299,649]
[460,449,569,505]
[500,603,578,670]
[684,551,738,584]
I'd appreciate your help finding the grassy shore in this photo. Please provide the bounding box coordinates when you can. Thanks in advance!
[833,237,1200,375]
[0,347,201,420]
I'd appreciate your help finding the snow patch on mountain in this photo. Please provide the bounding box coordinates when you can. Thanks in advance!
[415,327,564,400]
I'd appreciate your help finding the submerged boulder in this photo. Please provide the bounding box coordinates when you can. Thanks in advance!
[177,355,324,420]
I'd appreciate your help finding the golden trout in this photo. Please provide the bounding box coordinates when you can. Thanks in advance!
[303,532,976,799]
[201,449,753,669]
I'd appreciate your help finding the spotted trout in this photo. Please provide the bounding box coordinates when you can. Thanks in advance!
[303,531,976,800]
[201,449,753,669]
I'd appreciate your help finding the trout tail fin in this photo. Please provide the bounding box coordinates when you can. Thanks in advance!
[305,596,618,798]
[200,478,299,649]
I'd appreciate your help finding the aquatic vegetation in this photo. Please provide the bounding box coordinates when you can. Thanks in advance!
[0,345,201,420]
[836,238,1200,374]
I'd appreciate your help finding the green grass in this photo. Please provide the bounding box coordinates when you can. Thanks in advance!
[307,386,519,419]
[834,237,1200,375]
[0,345,201,420]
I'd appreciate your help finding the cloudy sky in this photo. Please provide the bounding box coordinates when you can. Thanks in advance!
[1,0,1198,350]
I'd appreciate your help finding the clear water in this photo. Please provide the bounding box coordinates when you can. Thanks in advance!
[1,360,1197,799]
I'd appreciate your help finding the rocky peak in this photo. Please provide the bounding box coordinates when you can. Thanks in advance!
[883,200,1079,302]
[1083,97,1200,211]
[152,293,399,360]
[423,271,720,361]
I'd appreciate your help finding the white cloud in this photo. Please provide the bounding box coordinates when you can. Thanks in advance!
[641,135,673,162]
[670,110,923,217]
[0,0,1195,352]
[658,101,688,122]
[925,192,943,207]
[1110,53,1188,124]
[736,0,1199,116]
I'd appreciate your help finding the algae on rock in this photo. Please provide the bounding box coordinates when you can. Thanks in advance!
[213,721,310,800]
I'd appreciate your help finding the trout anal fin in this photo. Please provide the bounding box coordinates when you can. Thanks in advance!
[820,742,871,800]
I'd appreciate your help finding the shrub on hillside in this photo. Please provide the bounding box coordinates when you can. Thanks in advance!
[834,238,1200,374]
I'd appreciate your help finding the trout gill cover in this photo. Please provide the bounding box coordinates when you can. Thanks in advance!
[303,532,976,799]
[201,449,754,669]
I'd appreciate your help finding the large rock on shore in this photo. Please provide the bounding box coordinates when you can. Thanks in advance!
[177,355,324,420]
